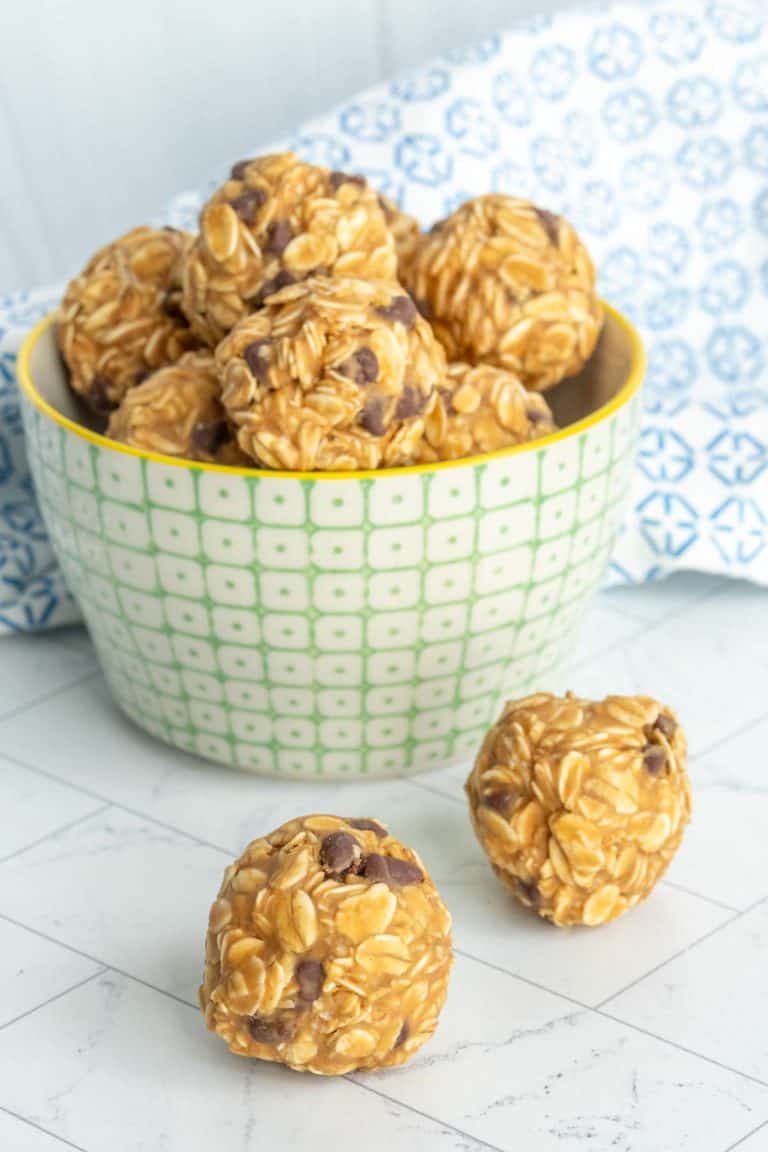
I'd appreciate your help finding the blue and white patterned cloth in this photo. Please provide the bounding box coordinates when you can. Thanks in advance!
[1,0,766,631]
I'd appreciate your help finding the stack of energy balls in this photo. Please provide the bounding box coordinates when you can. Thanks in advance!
[56,152,603,471]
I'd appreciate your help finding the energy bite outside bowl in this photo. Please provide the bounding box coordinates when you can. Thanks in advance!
[18,303,642,779]
[200,814,452,1074]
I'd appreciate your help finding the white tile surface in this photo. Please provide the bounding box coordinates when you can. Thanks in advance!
[0,1111,69,1152]
[0,971,495,1152]
[0,757,104,862]
[607,901,768,1083]
[1,577,768,1149]
[0,918,101,1028]
[368,954,768,1152]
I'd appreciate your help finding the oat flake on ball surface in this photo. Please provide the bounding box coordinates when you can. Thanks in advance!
[200,815,453,1074]
[466,693,692,927]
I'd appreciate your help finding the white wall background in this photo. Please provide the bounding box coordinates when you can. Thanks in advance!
[0,0,578,294]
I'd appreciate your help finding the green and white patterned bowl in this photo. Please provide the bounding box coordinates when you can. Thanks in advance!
[19,307,643,778]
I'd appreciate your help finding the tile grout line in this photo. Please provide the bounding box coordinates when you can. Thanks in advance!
[0,1105,89,1152]
[692,708,768,765]
[0,968,106,1033]
[658,878,740,913]
[0,667,100,728]
[724,1118,768,1151]
[0,803,112,866]
[454,947,591,1012]
[598,894,768,1009]
[347,1076,506,1152]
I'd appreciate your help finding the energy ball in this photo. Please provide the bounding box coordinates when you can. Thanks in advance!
[378,193,421,273]
[402,195,603,392]
[466,693,691,927]
[215,276,445,471]
[199,815,453,1075]
[181,152,398,343]
[414,362,557,463]
[107,352,247,466]
[57,225,197,414]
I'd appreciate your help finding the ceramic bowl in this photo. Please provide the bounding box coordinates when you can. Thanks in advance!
[18,306,643,778]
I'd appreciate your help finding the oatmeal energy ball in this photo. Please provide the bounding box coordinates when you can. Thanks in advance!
[107,351,246,465]
[466,693,691,927]
[403,195,603,392]
[200,815,453,1074]
[415,361,557,463]
[216,276,445,471]
[57,225,196,413]
[182,152,398,343]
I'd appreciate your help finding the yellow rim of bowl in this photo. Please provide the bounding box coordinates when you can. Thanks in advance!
[18,302,645,482]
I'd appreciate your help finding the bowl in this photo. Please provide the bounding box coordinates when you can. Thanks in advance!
[18,305,643,778]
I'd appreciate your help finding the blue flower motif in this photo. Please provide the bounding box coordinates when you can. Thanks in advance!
[0,533,36,606]
[0,352,16,388]
[699,260,750,313]
[676,137,732,187]
[530,136,569,192]
[600,247,643,298]
[710,497,766,565]
[0,433,10,485]
[697,198,743,249]
[354,167,404,202]
[649,11,704,66]
[647,339,697,392]
[289,134,349,168]
[707,325,764,383]
[0,572,67,632]
[1,499,48,541]
[623,153,669,210]
[339,102,401,143]
[602,88,657,142]
[643,392,692,420]
[491,70,533,125]
[575,180,618,236]
[732,56,768,112]
[395,135,453,186]
[647,223,690,281]
[445,99,499,157]
[755,189,768,235]
[706,2,763,44]
[588,23,644,80]
[530,45,576,101]
[666,77,722,128]
[561,111,596,167]
[445,35,501,65]
[491,159,534,199]
[704,390,768,421]
[391,67,451,102]
[744,124,768,173]
[638,427,695,483]
[645,288,690,330]
[637,492,698,558]
[707,430,767,486]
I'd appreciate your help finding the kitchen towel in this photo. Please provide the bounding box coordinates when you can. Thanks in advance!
[1,0,766,631]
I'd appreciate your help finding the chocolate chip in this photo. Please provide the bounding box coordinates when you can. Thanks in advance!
[394,384,425,421]
[230,158,255,180]
[516,878,541,910]
[248,1014,296,1044]
[342,346,379,385]
[376,295,417,328]
[346,818,387,838]
[256,269,299,303]
[484,790,514,815]
[526,406,546,425]
[133,368,151,385]
[319,831,363,878]
[535,207,560,246]
[161,225,179,234]
[295,959,324,1003]
[88,374,116,414]
[229,188,266,225]
[243,339,271,381]
[654,713,677,739]
[329,170,367,190]
[414,297,433,321]
[394,1020,409,1049]
[192,419,231,456]
[359,397,387,437]
[362,853,424,887]
[161,290,187,323]
[643,745,667,775]
[264,220,292,255]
